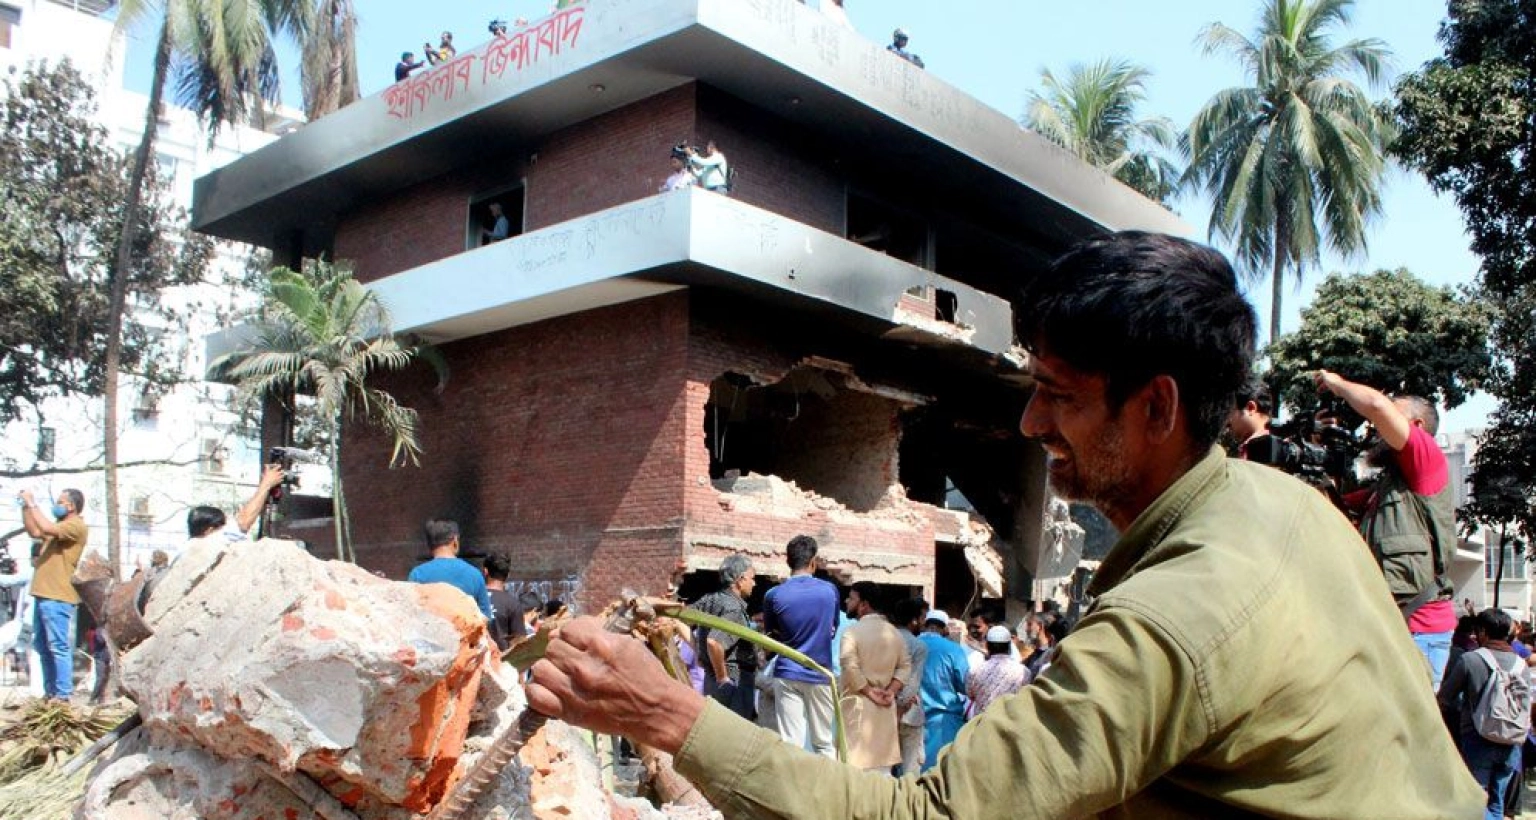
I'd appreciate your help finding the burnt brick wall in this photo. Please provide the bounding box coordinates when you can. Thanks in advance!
[333,85,698,284]
[339,291,692,609]
[695,85,845,236]
[681,305,935,586]
[332,82,857,285]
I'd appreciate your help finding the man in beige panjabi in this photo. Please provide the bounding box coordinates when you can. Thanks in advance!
[838,581,910,773]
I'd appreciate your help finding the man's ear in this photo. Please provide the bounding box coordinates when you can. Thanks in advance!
[1144,375,1181,442]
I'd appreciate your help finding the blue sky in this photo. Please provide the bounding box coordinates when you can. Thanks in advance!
[121,0,1493,432]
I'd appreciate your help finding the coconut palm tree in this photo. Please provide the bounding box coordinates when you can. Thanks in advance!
[104,0,300,573]
[299,0,360,120]
[218,261,445,562]
[1025,59,1181,203]
[1184,0,1393,345]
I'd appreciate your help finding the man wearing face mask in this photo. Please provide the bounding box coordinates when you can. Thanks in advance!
[1315,371,1458,689]
[17,488,88,703]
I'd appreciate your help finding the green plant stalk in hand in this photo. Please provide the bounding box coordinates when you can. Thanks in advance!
[506,602,848,763]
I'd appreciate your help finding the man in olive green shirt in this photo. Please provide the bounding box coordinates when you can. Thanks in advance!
[18,487,88,702]
[526,233,1482,818]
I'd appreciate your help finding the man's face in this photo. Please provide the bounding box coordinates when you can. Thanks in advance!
[967,617,985,643]
[845,590,863,617]
[1227,402,1266,440]
[735,568,756,598]
[54,494,72,517]
[1020,351,1144,515]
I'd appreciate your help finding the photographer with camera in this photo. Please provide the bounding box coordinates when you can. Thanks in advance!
[685,140,730,194]
[185,462,287,544]
[1315,369,1457,688]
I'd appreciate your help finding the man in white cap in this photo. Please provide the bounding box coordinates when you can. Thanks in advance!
[967,625,1029,716]
[915,608,969,770]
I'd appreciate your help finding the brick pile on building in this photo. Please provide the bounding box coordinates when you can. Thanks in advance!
[73,539,715,820]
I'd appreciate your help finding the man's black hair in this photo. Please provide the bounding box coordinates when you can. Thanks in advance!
[187,506,227,538]
[786,534,818,571]
[518,590,544,611]
[892,596,926,627]
[1015,231,1257,451]
[63,488,85,514]
[424,518,460,549]
[1238,380,1274,416]
[850,581,884,614]
[483,552,512,581]
[1477,607,1514,641]
[543,598,565,617]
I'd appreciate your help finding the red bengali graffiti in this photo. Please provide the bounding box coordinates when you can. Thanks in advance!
[386,5,588,121]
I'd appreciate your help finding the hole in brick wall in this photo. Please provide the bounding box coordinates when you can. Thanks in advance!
[704,367,903,513]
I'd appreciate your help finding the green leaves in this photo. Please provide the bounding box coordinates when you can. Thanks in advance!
[1025,59,1183,203]
[1268,268,1492,411]
[1185,0,1393,343]
[0,61,209,425]
[216,259,446,558]
[1392,0,1536,543]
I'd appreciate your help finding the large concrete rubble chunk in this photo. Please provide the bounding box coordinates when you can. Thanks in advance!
[120,538,492,812]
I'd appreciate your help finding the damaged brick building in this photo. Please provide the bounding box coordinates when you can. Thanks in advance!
[196,0,1184,615]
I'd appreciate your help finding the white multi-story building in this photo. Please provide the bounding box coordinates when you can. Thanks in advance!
[1443,430,1530,619]
[0,0,301,572]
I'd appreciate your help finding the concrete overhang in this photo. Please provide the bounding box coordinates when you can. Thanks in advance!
[206,189,1015,372]
[191,0,1187,254]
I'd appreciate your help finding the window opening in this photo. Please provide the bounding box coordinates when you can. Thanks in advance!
[467,184,526,249]
[846,191,929,268]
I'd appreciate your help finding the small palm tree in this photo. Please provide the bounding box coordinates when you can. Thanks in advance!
[1184,0,1393,345]
[218,261,445,562]
[1025,58,1182,203]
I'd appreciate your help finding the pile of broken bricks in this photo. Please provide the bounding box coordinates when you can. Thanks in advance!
[70,537,720,820]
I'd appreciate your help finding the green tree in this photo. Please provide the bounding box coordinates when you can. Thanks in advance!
[0,61,211,465]
[1025,58,1182,203]
[1393,0,1536,530]
[1267,269,1491,412]
[217,261,445,561]
[1184,0,1394,344]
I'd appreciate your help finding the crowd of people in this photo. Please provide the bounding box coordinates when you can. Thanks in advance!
[667,533,1081,777]
[393,1,587,83]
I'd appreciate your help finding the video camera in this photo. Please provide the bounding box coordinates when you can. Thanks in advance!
[1245,405,1363,488]
[488,18,508,36]
[0,542,16,576]
[267,446,324,502]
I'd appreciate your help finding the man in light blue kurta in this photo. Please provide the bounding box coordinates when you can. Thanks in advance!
[915,609,970,770]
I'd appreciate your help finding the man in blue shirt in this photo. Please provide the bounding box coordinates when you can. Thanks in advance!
[917,608,971,770]
[407,519,491,621]
[762,535,839,757]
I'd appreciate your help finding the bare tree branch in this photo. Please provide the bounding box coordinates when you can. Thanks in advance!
[0,456,201,480]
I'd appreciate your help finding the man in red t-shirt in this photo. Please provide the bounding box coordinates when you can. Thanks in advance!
[1316,370,1457,688]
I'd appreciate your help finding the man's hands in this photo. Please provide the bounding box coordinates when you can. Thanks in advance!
[527,617,705,755]
[258,464,286,491]
[862,686,894,707]
[17,490,34,507]
[1313,369,1413,451]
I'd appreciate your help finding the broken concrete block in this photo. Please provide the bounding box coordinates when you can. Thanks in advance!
[119,539,491,812]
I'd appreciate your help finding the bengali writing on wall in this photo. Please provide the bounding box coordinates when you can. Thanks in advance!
[384,5,586,121]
